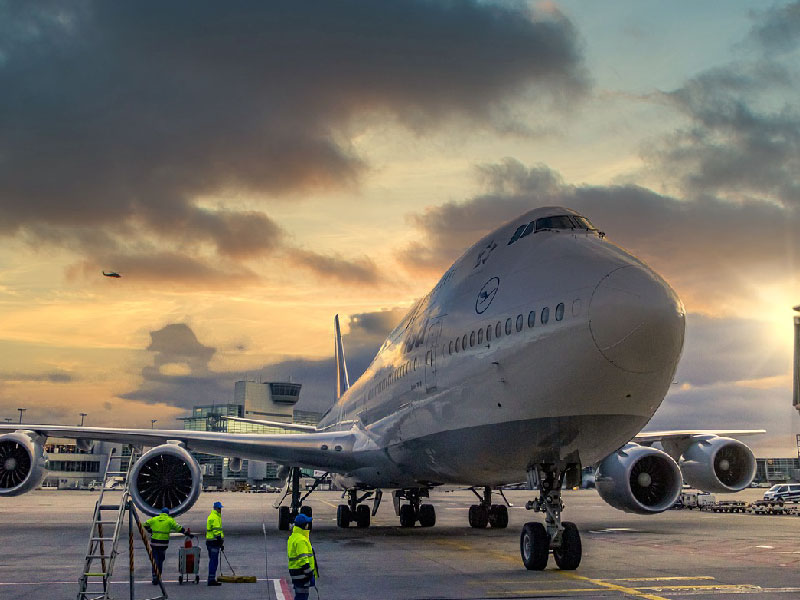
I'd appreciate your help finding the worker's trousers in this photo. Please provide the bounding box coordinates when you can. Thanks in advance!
[150,544,167,583]
[206,540,221,582]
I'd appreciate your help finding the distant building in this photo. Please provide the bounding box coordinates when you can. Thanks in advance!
[181,380,321,489]
[754,457,800,483]
[42,438,121,490]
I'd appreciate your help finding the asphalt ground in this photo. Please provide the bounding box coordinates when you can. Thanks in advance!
[1,488,799,600]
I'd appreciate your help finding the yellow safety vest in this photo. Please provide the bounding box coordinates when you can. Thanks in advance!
[287,527,317,583]
[144,514,183,543]
[206,510,224,540]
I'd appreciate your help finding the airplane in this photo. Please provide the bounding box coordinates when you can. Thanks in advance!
[102,271,121,278]
[0,206,764,570]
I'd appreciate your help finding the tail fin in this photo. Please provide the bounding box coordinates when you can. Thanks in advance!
[334,314,350,399]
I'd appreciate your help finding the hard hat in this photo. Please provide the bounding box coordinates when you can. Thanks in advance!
[213,501,223,509]
[160,507,170,514]
[294,513,312,526]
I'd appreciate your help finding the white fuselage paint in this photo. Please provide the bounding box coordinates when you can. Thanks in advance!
[318,206,686,489]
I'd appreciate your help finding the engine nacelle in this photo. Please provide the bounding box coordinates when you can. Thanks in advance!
[229,457,243,473]
[0,432,48,496]
[679,436,756,493]
[129,443,201,517]
[595,443,682,514]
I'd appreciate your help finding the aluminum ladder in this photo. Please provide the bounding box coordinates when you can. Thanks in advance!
[76,446,165,600]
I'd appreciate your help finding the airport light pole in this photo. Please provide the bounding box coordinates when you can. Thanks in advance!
[4,417,12,423]
[17,408,26,424]
[151,419,157,429]
[79,413,87,427]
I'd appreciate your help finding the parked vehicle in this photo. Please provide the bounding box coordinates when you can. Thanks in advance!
[763,483,800,501]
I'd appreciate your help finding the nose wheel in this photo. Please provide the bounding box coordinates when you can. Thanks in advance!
[468,486,509,528]
[394,488,436,527]
[520,464,582,570]
[337,489,381,528]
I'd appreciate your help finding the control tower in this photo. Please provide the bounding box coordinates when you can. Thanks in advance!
[234,380,302,424]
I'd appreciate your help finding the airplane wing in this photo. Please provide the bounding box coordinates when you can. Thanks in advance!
[0,423,364,472]
[217,415,318,432]
[634,429,766,443]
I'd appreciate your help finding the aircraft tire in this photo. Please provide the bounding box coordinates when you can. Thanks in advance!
[336,504,351,528]
[278,506,292,531]
[553,521,581,570]
[488,504,508,528]
[355,504,371,528]
[399,504,416,527]
[418,503,436,527]
[520,522,549,570]
[468,504,489,528]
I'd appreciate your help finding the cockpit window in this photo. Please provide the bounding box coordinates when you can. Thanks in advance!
[572,216,596,230]
[535,215,575,232]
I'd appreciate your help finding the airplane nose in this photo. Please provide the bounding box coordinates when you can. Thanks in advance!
[589,265,685,374]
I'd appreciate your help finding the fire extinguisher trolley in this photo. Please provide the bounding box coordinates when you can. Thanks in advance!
[178,534,201,584]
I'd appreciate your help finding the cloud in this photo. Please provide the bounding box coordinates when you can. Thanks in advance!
[398,158,800,311]
[288,249,382,285]
[0,372,75,383]
[748,1,800,55]
[119,310,406,412]
[0,1,587,282]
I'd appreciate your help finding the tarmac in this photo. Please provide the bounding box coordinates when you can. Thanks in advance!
[1,487,799,600]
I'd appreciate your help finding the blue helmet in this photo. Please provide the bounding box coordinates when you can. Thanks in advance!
[213,501,223,510]
[160,507,170,514]
[294,513,312,526]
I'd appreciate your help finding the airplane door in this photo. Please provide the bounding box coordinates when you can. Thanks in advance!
[425,320,442,393]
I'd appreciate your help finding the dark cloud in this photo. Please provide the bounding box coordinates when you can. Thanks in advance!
[288,249,382,285]
[0,1,586,280]
[0,372,74,383]
[748,1,800,55]
[398,158,800,309]
[120,310,406,411]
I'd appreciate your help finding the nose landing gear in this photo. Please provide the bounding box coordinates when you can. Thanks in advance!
[520,464,582,570]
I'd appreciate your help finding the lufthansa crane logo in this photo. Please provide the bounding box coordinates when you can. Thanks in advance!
[475,277,500,314]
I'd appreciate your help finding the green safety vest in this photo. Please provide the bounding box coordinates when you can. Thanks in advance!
[287,527,317,581]
[144,514,183,543]
[206,510,224,540]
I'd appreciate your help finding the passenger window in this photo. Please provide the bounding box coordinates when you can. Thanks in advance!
[455,337,460,353]
[541,307,550,324]
[470,331,476,347]
[516,314,523,332]
[413,357,417,370]
[486,324,492,342]
[462,334,468,350]
[555,303,564,321]
[477,328,483,344]
[495,321,502,338]
[528,310,535,328]
[426,351,431,365]
[505,318,512,335]
[448,341,453,355]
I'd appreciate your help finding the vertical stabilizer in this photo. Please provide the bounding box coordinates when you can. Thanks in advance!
[334,314,350,400]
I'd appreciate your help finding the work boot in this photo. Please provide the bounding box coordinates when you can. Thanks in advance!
[208,580,222,586]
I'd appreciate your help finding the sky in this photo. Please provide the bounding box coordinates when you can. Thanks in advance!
[1,1,799,456]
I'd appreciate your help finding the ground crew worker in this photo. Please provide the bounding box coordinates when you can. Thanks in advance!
[143,507,187,585]
[287,513,318,600]
[206,501,224,586]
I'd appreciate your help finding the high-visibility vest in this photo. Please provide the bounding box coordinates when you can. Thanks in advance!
[287,526,317,587]
[206,510,224,540]
[144,514,183,543]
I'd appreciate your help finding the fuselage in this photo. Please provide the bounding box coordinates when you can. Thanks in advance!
[319,207,685,489]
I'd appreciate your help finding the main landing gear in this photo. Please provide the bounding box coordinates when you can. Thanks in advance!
[393,488,436,527]
[520,464,582,570]
[468,486,509,529]
[276,467,325,530]
[336,489,382,528]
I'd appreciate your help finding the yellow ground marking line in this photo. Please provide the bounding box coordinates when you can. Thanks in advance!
[635,585,761,592]
[318,499,339,509]
[559,572,671,600]
[604,576,715,582]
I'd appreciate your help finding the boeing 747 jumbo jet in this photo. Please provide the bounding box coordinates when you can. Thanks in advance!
[0,206,763,570]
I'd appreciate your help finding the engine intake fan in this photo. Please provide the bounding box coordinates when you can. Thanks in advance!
[596,443,682,514]
[0,432,47,496]
[129,443,201,517]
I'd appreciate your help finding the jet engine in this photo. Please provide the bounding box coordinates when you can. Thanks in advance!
[129,443,201,517]
[679,436,756,493]
[0,432,48,496]
[595,443,682,514]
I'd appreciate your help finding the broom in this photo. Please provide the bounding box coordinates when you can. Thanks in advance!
[217,548,257,583]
